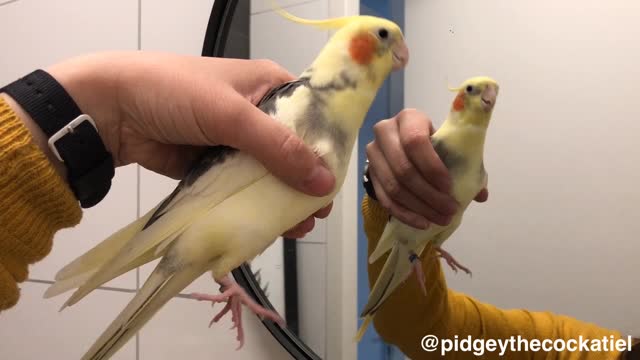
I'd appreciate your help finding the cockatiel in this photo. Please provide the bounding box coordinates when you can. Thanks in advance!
[42,8,409,360]
[355,76,499,341]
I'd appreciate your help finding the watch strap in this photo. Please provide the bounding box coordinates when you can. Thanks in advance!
[363,159,378,201]
[1,69,114,208]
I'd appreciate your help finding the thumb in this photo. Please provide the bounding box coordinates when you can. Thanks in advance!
[223,95,336,197]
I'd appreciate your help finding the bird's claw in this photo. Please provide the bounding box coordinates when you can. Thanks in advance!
[435,247,472,277]
[190,279,286,350]
[409,252,427,296]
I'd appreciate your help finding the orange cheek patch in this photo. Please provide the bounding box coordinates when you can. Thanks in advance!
[349,33,376,65]
[453,92,465,111]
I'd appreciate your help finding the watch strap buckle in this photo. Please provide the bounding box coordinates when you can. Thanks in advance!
[47,114,97,162]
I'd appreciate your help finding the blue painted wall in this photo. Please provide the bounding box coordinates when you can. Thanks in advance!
[357,1,405,359]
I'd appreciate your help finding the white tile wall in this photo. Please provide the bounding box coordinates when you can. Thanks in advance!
[140,0,214,55]
[0,0,139,85]
[0,282,137,360]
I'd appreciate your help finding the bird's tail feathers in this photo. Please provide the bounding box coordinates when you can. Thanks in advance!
[354,314,373,342]
[368,221,398,264]
[44,204,162,299]
[79,259,205,360]
[53,204,160,282]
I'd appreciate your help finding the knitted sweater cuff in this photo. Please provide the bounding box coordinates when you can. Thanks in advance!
[0,96,82,311]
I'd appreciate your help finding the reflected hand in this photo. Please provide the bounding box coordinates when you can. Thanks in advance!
[366,109,488,229]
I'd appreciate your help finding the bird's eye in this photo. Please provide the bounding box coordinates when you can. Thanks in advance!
[466,85,474,93]
[378,28,389,39]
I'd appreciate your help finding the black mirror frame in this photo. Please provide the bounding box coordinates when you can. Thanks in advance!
[200,1,321,359]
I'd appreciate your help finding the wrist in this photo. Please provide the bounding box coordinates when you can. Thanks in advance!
[46,53,123,159]
[1,64,117,208]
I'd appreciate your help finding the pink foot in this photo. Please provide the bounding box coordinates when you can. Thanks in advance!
[409,252,427,296]
[191,276,286,350]
[436,247,472,277]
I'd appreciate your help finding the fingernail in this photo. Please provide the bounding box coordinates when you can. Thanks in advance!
[302,165,335,195]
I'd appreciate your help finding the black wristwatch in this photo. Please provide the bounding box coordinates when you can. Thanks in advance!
[362,159,378,201]
[1,69,115,208]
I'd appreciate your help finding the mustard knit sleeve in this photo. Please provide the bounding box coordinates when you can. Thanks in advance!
[362,195,628,360]
[0,96,82,311]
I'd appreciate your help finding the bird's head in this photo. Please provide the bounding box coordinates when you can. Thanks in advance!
[336,15,409,73]
[273,6,409,85]
[448,76,500,125]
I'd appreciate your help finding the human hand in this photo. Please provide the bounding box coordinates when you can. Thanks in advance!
[34,51,334,237]
[366,109,488,229]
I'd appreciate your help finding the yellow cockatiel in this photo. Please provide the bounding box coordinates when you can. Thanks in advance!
[43,9,409,360]
[356,76,500,341]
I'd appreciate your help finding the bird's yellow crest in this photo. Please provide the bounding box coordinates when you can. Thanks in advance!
[270,0,356,30]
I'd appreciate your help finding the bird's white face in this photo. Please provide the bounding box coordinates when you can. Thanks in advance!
[451,78,500,117]
[339,18,409,81]
[464,81,500,113]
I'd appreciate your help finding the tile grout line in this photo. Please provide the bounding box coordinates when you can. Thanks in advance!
[136,0,142,358]
[26,278,198,298]
[27,279,137,294]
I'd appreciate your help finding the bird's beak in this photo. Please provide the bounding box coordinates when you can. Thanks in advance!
[481,84,498,111]
[392,40,409,71]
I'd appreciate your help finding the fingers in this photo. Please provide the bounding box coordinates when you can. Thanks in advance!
[368,166,429,229]
[282,216,315,239]
[282,203,333,238]
[159,145,204,180]
[209,59,336,197]
[474,187,489,202]
[367,141,435,228]
[218,93,336,197]
[396,109,452,194]
[372,117,457,223]
[313,202,333,218]
[247,59,296,86]
[230,59,296,103]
